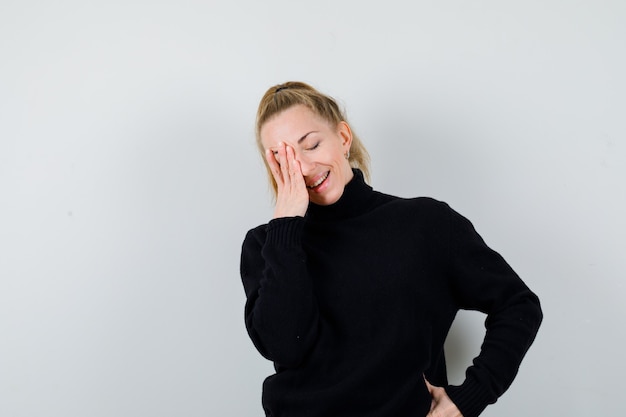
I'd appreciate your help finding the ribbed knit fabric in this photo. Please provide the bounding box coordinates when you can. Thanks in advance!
[240,170,542,417]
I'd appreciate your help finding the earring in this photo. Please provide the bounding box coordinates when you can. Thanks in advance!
[345,150,350,159]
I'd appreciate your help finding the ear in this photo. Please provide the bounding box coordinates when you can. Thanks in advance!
[337,121,353,151]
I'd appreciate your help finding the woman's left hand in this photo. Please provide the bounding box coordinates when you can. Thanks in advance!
[425,379,464,417]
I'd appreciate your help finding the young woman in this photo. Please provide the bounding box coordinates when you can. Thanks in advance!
[240,81,542,417]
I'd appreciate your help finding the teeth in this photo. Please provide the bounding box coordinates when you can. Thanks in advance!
[308,172,329,188]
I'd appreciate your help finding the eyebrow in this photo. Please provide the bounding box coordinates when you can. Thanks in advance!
[297,131,318,144]
[267,131,319,150]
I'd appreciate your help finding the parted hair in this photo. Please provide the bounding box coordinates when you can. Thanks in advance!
[255,81,371,197]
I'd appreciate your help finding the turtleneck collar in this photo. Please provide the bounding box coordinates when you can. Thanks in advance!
[305,169,376,222]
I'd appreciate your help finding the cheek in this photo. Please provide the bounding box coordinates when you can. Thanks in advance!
[332,148,347,166]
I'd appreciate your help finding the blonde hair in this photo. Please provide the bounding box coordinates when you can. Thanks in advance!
[255,81,370,197]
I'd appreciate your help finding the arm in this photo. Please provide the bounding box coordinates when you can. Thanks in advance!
[240,219,319,368]
[443,205,543,417]
[239,143,318,368]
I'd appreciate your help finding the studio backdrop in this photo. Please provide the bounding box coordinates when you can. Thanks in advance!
[1,1,624,416]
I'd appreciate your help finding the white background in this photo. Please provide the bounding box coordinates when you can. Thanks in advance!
[1,1,624,416]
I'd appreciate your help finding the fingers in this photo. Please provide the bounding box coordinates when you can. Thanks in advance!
[266,143,303,189]
[265,148,282,184]
[265,142,287,188]
[285,145,304,186]
[425,379,436,395]
[279,143,291,185]
[424,380,464,417]
[267,143,309,218]
[425,379,437,414]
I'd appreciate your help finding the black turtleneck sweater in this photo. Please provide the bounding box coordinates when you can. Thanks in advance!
[240,170,542,417]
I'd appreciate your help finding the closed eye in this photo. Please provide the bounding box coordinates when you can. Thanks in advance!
[306,142,320,151]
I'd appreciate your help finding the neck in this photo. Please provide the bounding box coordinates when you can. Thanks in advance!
[306,169,375,221]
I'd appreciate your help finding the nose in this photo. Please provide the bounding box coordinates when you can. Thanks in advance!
[296,151,315,176]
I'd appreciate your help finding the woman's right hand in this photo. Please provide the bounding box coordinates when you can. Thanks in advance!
[266,142,309,219]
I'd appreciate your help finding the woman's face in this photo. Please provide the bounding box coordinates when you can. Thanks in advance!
[260,105,354,206]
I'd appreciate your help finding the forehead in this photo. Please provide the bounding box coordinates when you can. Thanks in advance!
[260,105,330,148]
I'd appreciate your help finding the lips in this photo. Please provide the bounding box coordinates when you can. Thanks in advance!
[307,171,329,189]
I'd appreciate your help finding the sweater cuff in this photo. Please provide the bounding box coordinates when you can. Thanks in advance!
[266,217,305,247]
[446,380,493,417]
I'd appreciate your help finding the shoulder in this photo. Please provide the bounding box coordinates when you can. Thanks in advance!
[242,223,268,249]
[363,191,458,236]
[242,217,305,247]
[240,223,269,276]
[374,191,453,218]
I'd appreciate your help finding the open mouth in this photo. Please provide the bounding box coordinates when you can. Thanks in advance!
[307,171,329,189]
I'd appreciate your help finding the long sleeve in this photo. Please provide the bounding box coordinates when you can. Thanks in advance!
[240,172,542,416]
[443,205,543,417]
[240,217,320,369]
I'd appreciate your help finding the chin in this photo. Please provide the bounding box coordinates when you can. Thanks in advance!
[311,188,343,206]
